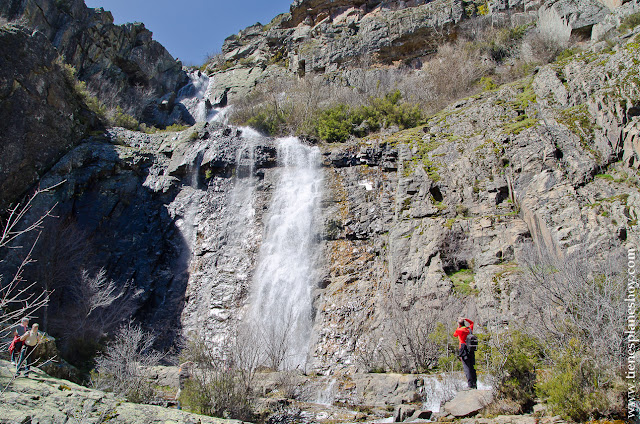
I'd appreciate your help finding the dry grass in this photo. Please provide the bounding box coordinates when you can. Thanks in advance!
[228,13,577,139]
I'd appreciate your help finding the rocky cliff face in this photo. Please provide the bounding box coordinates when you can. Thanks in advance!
[2,0,639,380]
[18,26,639,371]
[207,0,616,102]
[0,0,187,120]
[0,23,97,211]
[22,123,266,346]
[0,0,191,207]
[311,35,640,369]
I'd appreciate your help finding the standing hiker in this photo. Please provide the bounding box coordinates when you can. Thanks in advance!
[453,317,477,389]
[17,323,42,375]
[9,317,29,366]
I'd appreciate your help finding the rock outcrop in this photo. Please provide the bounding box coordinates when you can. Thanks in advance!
[0,0,187,120]
[0,23,97,210]
[206,0,622,103]
[443,390,494,417]
[0,360,244,423]
[308,30,640,369]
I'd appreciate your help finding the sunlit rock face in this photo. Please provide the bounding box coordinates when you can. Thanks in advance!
[3,0,639,379]
[0,0,187,121]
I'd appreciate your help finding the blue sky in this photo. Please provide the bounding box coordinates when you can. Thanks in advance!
[84,0,294,65]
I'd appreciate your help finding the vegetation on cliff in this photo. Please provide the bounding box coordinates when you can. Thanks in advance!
[228,13,574,140]
[1,0,639,422]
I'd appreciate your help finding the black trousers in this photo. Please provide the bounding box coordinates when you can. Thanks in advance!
[459,345,477,389]
[17,344,35,371]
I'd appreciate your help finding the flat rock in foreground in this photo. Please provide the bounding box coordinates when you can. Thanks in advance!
[442,389,493,417]
[0,360,245,424]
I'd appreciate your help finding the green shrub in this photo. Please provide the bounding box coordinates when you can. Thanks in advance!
[429,322,463,372]
[537,340,616,421]
[555,47,580,62]
[60,59,140,130]
[245,105,289,136]
[447,268,479,297]
[479,330,543,412]
[316,104,354,142]
[438,353,463,372]
[313,91,423,142]
[111,106,139,130]
[480,76,498,91]
[360,90,422,130]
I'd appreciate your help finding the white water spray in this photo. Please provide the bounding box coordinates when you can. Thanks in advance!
[224,128,261,251]
[176,71,226,123]
[248,137,323,369]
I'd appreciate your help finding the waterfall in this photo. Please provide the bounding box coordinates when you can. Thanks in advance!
[180,158,202,253]
[176,71,226,123]
[248,137,323,370]
[179,127,262,347]
[224,129,260,257]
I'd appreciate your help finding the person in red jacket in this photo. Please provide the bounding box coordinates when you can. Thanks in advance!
[453,317,477,389]
[9,317,29,366]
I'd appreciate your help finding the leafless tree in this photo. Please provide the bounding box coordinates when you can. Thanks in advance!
[274,369,305,400]
[29,219,91,332]
[229,322,263,392]
[51,268,141,355]
[260,308,295,370]
[516,242,626,382]
[385,296,460,372]
[0,186,58,334]
[357,295,460,373]
[421,41,490,111]
[92,320,162,403]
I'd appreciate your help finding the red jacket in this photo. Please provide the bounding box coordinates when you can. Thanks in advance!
[453,319,474,347]
[8,335,22,353]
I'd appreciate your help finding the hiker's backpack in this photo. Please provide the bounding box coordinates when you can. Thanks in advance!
[467,332,479,353]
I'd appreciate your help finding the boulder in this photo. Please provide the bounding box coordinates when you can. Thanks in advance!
[394,404,416,422]
[409,409,433,420]
[443,390,493,417]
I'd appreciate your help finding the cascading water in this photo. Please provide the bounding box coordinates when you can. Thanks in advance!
[248,137,323,369]
[176,71,227,123]
[179,126,263,347]
[222,128,261,259]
